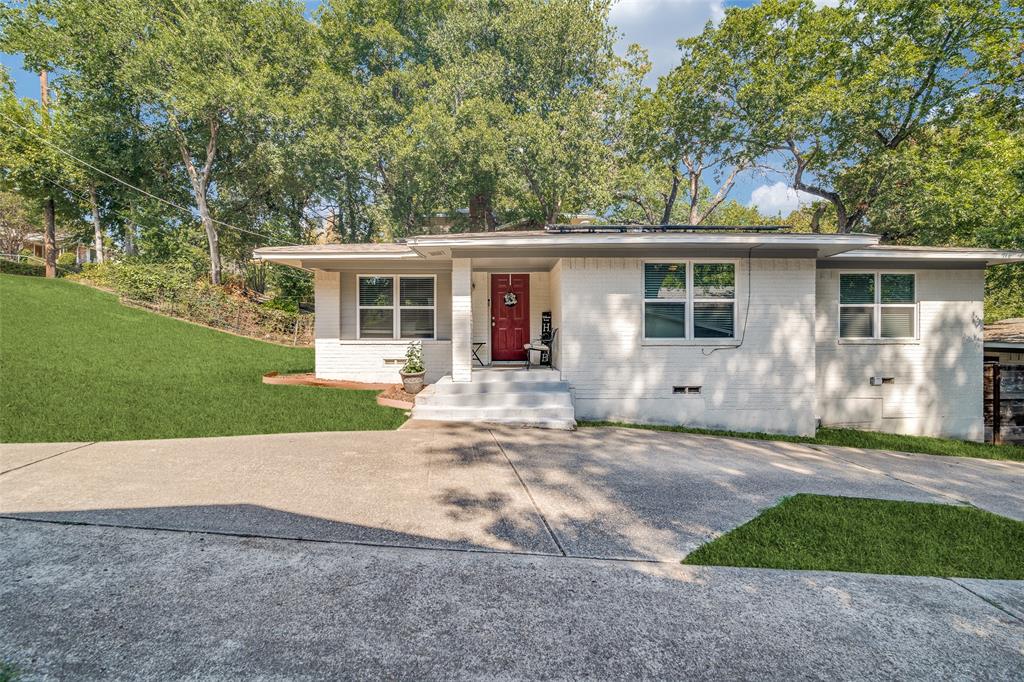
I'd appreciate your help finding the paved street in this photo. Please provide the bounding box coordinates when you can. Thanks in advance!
[1,425,1022,679]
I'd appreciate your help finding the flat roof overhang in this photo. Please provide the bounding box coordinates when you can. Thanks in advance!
[819,248,1024,268]
[254,247,421,269]
[408,232,881,259]
[255,237,1024,269]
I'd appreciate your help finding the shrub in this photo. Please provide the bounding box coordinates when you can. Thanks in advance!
[71,260,313,345]
[263,297,299,313]
[267,263,312,303]
[76,261,194,301]
[0,258,44,276]
[56,251,79,274]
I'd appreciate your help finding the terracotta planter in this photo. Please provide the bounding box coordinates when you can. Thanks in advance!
[400,370,426,395]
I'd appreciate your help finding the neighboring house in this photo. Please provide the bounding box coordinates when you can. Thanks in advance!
[23,233,97,265]
[255,227,1024,439]
[984,318,1024,364]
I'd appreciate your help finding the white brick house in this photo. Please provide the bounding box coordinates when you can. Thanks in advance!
[256,228,1024,439]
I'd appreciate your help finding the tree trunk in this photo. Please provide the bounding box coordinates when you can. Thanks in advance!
[467,192,498,232]
[173,115,221,284]
[197,197,221,285]
[123,224,136,256]
[810,204,826,234]
[688,172,700,225]
[43,196,56,278]
[40,71,56,278]
[787,140,856,233]
[660,172,680,225]
[89,183,104,263]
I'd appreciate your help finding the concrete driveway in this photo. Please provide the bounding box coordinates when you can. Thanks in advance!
[1,424,1023,679]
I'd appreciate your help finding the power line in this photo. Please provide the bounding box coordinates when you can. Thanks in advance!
[0,110,303,246]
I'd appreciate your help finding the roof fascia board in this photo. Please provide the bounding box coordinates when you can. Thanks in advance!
[408,233,879,249]
[255,251,421,262]
[822,249,1024,266]
[817,259,988,270]
[450,246,824,259]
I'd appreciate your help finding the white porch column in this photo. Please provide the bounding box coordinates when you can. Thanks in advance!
[451,258,472,382]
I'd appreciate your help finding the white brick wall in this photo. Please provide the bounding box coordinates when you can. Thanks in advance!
[312,269,452,383]
[471,272,491,364]
[556,257,818,436]
[815,268,985,440]
[549,260,562,368]
[310,260,986,440]
[451,259,472,382]
[529,271,551,344]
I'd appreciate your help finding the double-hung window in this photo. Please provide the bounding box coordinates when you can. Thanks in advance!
[643,262,736,340]
[839,272,916,339]
[357,275,435,339]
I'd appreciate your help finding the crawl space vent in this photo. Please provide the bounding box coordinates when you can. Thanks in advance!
[673,386,702,395]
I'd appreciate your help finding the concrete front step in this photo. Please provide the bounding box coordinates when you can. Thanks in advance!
[411,405,576,430]
[416,390,574,409]
[425,380,570,396]
[412,371,576,429]
[439,369,562,384]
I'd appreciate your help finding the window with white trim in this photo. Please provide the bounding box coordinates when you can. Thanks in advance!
[839,272,915,339]
[358,275,435,339]
[643,262,736,340]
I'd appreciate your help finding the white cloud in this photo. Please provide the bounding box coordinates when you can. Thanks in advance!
[609,0,726,81]
[748,182,815,217]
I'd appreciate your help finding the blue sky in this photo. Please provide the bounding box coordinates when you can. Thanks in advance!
[1,0,810,215]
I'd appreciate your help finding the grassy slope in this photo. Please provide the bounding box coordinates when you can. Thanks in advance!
[683,494,1024,579]
[0,275,406,442]
[580,421,1024,462]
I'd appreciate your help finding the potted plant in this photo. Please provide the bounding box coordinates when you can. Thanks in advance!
[399,340,426,394]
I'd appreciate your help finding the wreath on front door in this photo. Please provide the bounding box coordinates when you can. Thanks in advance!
[503,291,518,307]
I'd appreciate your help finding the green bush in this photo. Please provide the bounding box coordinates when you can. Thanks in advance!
[56,251,79,274]
[263,297,299,313]
[267,263,312,303]
[0,259,44,276]
[76,261,194,301]
[71,260,313,345]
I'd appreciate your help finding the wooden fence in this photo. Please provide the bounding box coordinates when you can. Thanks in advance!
[984,363,1024,444]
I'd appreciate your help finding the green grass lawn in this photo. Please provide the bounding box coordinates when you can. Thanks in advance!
[0,274,407,442]
[683,494,1024,579]
[580,420,1024,462]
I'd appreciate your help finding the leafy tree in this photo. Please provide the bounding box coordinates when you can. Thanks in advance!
[703,0,1023,232]
[0,69,80,276]
[0,189,37,255]
[861,100,1024,320]
[5,0,321,283]
[317,0,632,234]
[622,34,769,225]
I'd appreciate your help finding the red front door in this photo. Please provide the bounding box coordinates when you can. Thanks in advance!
[491,274,530,361]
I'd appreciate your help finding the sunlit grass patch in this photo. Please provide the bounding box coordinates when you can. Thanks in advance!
[683,494,1024,579]
[1,274,406,442]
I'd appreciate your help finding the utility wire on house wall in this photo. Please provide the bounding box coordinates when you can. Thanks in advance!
[0,111,302,247]
[702,244,759,356]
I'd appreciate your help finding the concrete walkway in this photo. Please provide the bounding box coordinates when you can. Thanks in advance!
[1,425,1022,679]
